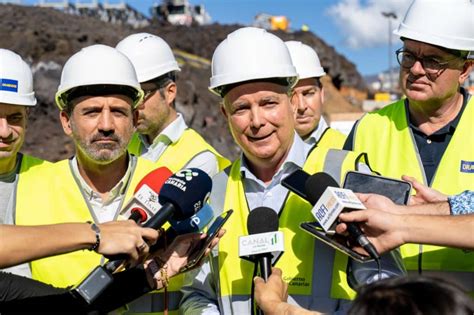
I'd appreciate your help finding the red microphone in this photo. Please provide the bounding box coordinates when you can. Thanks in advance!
[121,167,173,223]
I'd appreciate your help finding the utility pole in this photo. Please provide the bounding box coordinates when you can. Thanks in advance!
[382,11,397,94]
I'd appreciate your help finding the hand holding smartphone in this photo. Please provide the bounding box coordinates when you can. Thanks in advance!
[179,210,233,272]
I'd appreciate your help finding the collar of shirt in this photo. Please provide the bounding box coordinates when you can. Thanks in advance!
[240,132,311,188]
[239,133,312,212]
[406,88,469,137]
[70,154,133,205]
[304,116,329,146]
[139,113,188,148]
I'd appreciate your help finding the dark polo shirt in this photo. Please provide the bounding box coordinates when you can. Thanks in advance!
[344,89,470,184]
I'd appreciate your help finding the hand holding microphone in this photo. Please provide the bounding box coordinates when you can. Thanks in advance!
[105,168,213,273]
[304,172,380,260]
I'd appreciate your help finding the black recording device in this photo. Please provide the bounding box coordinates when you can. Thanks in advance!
[343,171,412,205]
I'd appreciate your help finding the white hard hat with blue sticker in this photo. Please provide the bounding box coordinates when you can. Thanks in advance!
[0,49,36,106]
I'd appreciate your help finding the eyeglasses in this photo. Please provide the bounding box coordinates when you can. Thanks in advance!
[395,48,463,74]
[143,86,160,101]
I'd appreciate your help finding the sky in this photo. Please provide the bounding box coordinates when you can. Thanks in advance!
[24,0,414,76]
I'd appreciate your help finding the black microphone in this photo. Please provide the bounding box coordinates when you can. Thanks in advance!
[246,207,280,281]
[105,168,212,273]
[304,173,380,260]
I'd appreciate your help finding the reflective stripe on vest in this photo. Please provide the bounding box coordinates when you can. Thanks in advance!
[353,97,474,281]
[15,157,156,288]
[215,147,367,314]
[128,129,230,173]
[316,127,347,149]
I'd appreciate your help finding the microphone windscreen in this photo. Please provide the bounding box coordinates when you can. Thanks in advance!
[247,207,279,235]
[159,168,212,220]
[134,166,173,194]
[305,172,340,205]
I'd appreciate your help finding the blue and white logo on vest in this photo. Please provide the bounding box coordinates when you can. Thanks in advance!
[460,160,474,173]
[0,78,18,92]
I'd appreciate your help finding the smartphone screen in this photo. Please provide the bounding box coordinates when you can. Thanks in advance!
[300,221,373,263]
[281,169,310,200]
[343,171,411,205]
[180,209,233,272]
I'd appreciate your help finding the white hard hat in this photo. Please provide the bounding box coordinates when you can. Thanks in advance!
[285,41,326,79]
[0,49,36,106]
[55,44,144,110]
[116,32,180,83]
[209,27,298,96]
[394,0,474,57]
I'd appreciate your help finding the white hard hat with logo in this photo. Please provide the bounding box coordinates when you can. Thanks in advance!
[209,27,298,97]
[394,0,474,58]
[116,33,181,83]
[285,41,326,79]
[0,49,36,106]
[55,44,144,110]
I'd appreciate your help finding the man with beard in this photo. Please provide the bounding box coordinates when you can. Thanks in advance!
[14,44,159,288]
[343,0,473,292]
[0,49,50,277]
[285,41,346,148]
[116,33,230,176]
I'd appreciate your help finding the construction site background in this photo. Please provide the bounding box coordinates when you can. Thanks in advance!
[0,2,416,161]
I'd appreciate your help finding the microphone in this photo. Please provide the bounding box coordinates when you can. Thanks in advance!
[305,173,380,260]
[106,168,212,272]
[120,167,173,223]
[239,207,284,281]
[148,167,212,228]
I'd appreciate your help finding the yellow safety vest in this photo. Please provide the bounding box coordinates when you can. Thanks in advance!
[216,147,368,314]
[316,127,347,149]
[14,154,50,209]
[128,128,230,173]
[16,156,157,287]
[353,97,474,287]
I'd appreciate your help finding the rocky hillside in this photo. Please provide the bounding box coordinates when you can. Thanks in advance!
[0,4,365,161]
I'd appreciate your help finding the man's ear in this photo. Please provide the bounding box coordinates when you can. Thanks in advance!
[59,111,72,136]
[165,82,177,106]
[459,60,473,84]
[320,87,325,104]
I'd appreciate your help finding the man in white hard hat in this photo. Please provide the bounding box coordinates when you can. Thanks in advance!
[116,33,230,177]
[180,27,404,314]
[285,41,346,148]
[0,48,50,277]
[343,0,474,291]
[14,44,161,288]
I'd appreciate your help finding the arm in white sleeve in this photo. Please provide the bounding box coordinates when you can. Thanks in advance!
[180,251,220,315]
[183,151,220,178]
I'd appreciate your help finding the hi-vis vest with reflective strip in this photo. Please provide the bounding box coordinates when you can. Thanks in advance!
[316,127,347,149]
[128,128,230,173]
[353,97,474,291]
[15,156,156,288]
[2,154,49,278]
[214,147,368,314]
